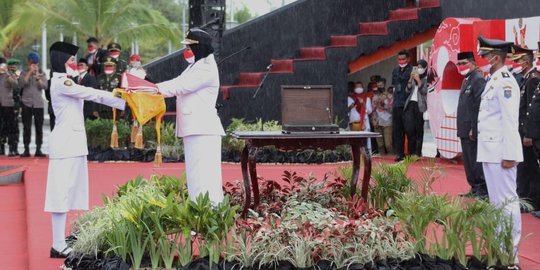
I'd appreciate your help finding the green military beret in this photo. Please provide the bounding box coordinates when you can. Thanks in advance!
[7,58,20,65]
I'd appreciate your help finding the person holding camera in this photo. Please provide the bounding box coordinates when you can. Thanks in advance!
[19,52,48,157]
[404,59,428,157]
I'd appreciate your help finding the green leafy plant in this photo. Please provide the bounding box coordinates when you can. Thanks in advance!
[369,156,418,210]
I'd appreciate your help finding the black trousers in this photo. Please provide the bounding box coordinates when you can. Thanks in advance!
[517,140,540,209]
[21,105,44,148]
[0,106,20,150]
[460,137,487,194]
[404,101,424,156]
[392,106,406,157]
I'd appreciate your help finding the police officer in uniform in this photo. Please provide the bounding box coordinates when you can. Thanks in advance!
[45,41,125,258]
[456,51,488,198]
[477,36,522,264]
[107,42,128,73]
[96,56,121,118]
[524,46,540,219]
[0,58,20,156]
[511,45,540,213]
[156,28,225,204]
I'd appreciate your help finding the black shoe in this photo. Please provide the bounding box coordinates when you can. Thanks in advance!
[50,247,72,258]
[531,211,540,219]
[34,149,46,157]
[394,156,404,162]
[20,149,30,157]
[8,150,19,157]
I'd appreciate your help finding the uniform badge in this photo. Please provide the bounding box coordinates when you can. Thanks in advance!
[64,80,73,86]
[504,87,512,99]
[502,72,510,78]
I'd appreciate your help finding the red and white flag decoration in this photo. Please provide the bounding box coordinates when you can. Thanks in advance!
[121,72,159,94]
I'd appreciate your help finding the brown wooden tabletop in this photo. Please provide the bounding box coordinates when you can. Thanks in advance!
[232,131,381,216]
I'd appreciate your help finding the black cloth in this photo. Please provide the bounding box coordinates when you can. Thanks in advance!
[392,106,405,158]
[456,70,486,138]
[0,106,20,151]
[404,101,423,156]
[523,77,540,139]
[74,73,99,119]
[517,69,540,205]
[21,105,44,148]
[460,137,487,195]
[391,64,412,108]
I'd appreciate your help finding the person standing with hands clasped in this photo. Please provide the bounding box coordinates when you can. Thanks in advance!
[476,36,522,266]
[156,28,225,204]
[45,42,126,258]
[456,51,488,199]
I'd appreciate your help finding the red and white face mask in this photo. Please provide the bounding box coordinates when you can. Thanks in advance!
[104,66,115,75]
[458,65,470,76]
[87,44,97,54]
[65,61,78,77]
[184,49,195,64]
[398,59,407,68]
[78,65,88,74]
[512,63,523,74]
[109,51,121,59]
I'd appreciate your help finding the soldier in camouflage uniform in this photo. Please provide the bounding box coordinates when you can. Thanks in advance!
[107,42,128,74]
[96,56,121,119]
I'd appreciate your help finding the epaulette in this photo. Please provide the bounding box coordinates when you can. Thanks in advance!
[501,72,510,78]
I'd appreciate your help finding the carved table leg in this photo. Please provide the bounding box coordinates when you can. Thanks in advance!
[240,145,251,217]
[350,143,361,198]
[248,146,260,208]
[360,142,372,203]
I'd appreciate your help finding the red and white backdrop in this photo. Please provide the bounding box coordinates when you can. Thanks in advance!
[428,16,540,159]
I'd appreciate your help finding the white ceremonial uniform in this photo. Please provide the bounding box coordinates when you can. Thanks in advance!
[44,73,125,212]
[157,54,225,204]
[477,66,523,257]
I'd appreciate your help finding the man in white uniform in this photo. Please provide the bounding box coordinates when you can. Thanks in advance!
[156,28,225,204]
[476,36,523,265]
[45,42,126,258]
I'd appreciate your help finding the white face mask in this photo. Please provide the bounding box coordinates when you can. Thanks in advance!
[354,87,364,94]
[417,68,426,75]
[399,63,407,68]
[104,70,114,75]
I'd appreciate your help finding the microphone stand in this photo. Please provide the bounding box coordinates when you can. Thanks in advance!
[253,64,273,98]
[218,46,251,65]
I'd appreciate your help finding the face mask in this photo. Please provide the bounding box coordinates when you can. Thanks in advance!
[512,63,523,74]
[66,63,78,77]
[109,52,120,59]
[354,87,364,94]
[78,68,87,74]
[458,65,470,76]
[184,49,195,64]
[398,59,407,68]
[87,45,97,53]
[417,68,426,75]
[536,60,540,67]
[130,62,141,68]
[104,67,115,75]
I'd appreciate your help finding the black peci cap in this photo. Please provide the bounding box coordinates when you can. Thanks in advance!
[87,37,99,43]
[78,58,88,65]
[457,52,475,61]
[477,36,513,56]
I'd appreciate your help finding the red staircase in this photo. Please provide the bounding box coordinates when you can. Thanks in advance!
[220,0,441,100]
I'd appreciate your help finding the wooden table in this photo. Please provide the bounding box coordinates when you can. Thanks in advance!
[232,131,381,216]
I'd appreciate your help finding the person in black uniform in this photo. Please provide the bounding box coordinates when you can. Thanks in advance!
[74,58,98,119]
[455,51,488,199]
[392,50,413,161]
[530,46,540,218]
[107,42,128,74]
[511,45,540,214]
[0,57,19,156]
[96,56,121,119]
